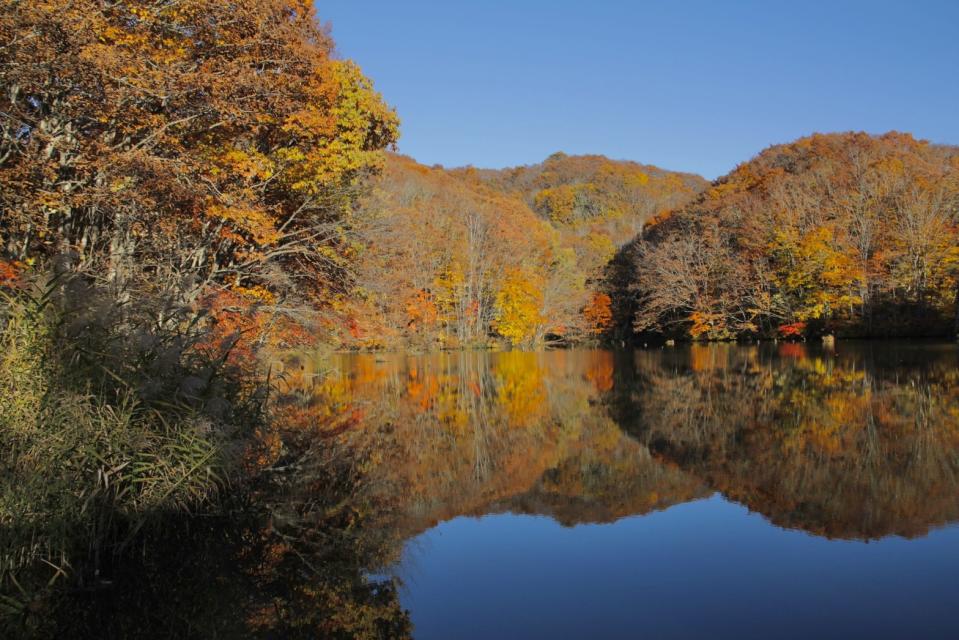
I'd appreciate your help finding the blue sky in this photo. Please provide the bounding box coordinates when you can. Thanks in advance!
[319,1,959,179]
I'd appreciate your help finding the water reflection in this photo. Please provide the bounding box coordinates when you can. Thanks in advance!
[58,344,958,637]
[612,343,959,539]
[265,343,959,638]
[278,343,959,543]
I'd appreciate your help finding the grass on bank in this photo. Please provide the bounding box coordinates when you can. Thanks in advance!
[0,278,258,633]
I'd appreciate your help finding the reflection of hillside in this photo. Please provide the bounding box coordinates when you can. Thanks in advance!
[48,345,958,637]
[275,343,959,545]
[496,444,706,527]
[275,350,705,539]
[612,344,959,540]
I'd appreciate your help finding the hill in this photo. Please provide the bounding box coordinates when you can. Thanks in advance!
[616,132,959,340]
[341,153,705,348]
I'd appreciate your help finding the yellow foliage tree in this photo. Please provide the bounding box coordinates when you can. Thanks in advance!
[769,226,863,322]
[494,269,545,345]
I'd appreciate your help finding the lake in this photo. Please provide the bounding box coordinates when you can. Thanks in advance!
[268,342,959,638]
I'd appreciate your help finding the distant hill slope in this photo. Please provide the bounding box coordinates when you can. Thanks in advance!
[343,153,705,349]
[457,153,708,272]
[613,132,959,340]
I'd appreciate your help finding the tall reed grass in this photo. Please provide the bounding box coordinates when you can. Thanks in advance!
[0,277,260,635]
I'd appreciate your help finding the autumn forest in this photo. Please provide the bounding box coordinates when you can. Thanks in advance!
[2,2,956,350]
[2,1,959,638]
[349,131,959,348]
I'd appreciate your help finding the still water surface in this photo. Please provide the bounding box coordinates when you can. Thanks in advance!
[288,342,959,638]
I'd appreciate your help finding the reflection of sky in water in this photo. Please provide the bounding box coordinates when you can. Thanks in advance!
[397,496,959,639]
[297,342,959,638]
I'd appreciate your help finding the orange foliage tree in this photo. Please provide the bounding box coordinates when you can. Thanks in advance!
[344,152,703,349]
[0,0,398,338]
[346,155,572,348]
[583,292,614,335]
[628,133,959,339]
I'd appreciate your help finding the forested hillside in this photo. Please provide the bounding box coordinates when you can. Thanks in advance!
[616,133,959,341]
[464,152,706,254]
[341,153,705,349]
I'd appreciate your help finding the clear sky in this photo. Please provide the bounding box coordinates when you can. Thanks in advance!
[319,0,959,179]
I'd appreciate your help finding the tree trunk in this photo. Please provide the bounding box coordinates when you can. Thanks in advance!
[954,284,959,340]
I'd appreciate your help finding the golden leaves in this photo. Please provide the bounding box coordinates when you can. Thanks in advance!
[637,133,958,339]
[207,203,281,247]
[3,0,400,321]
[217,149,275,183]
[768,226,863,321]
[493,268,545,346]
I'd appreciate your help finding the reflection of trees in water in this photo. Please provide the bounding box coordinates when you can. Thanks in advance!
[498,443,707,526]
[280,344,959,546]
[72,345,955,636]
[308,349,703,535]
[611,343,959,539]
[247,343,959,639]
[30,440,414,639]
